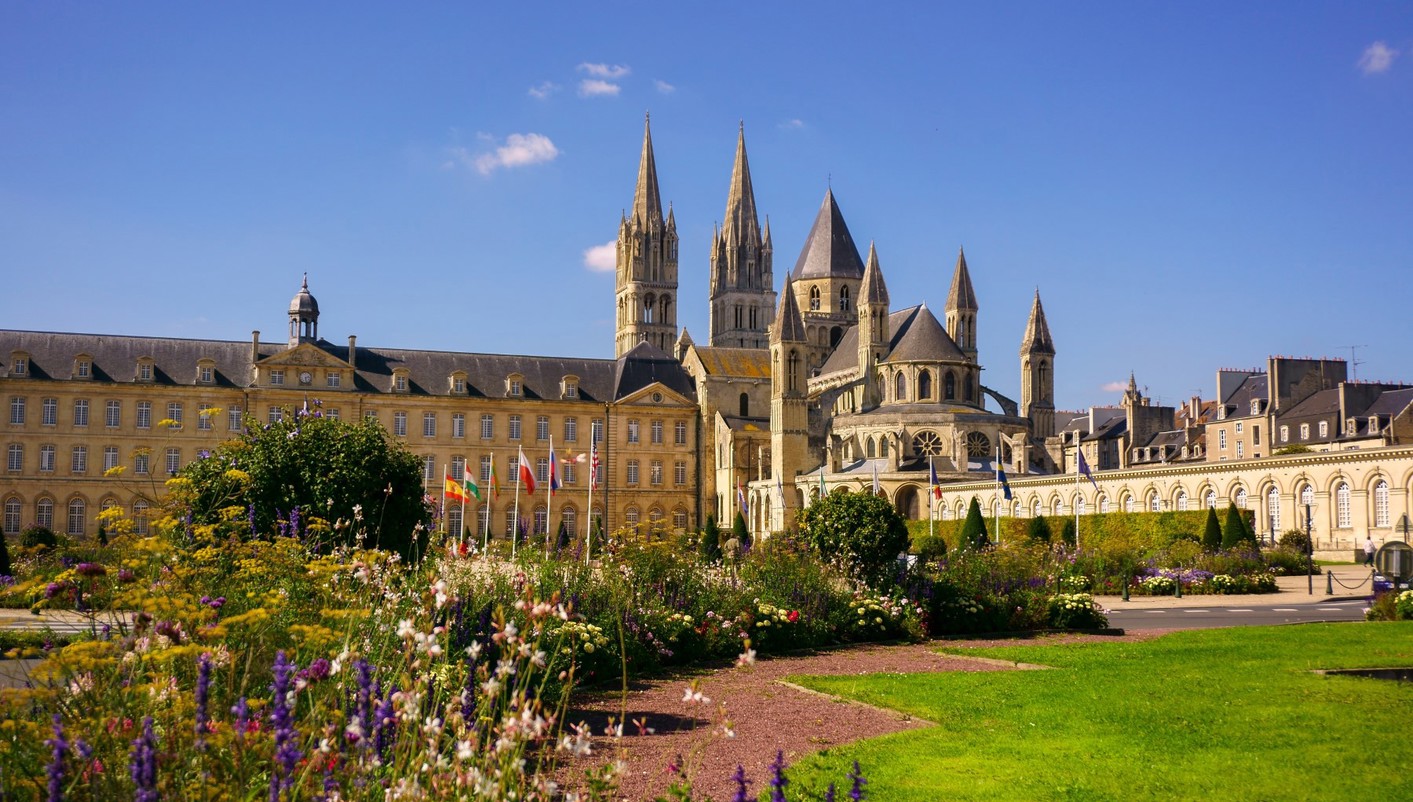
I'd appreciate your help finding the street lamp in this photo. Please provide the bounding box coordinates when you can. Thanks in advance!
[1304,501,1317,595]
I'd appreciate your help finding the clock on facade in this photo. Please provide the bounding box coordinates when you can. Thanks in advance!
[299,371,312,385]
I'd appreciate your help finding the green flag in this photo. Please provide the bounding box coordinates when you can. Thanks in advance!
[462,465,482,501]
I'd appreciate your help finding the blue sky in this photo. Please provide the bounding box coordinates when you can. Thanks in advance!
[3,3,1409,411]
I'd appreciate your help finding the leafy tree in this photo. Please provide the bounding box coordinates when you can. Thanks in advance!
[1221,503,1257,551]
[1278,528,1311,554]
[1202,507,1223,551]
[177,408,430,559]
[798,491,910,587]
[700,515,722,563]
[0,530,11,577]
[732,511,751,552]
[1059,517,1077,548]
[1026,514,1052,544]
[20,526,58,551]
[958,497,989,550]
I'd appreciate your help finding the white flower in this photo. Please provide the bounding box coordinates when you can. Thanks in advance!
[682,685,710,704]
[735,648,756,667]
[396,619,416,640]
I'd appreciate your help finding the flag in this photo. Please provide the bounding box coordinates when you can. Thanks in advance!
[589,442,600,490]
[517,447,537,495]
[462,465,481,501]
[444,476,471,504]
[548,444,562,495]
[1077,450,1098,490]
[488,455,500,500]
[929,460,942,500]
[819,470,827,497]
[997,465,1013,501]
[737,477,748,516]
[872,461,880,495]
[776,473,784,503]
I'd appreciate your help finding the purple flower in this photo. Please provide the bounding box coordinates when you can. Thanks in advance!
[289,507,300,537]
[248,505,257,538]
[825,784,837,802]
[269,651,302,800]
[298,658,331,685]
[195,653,213,748]
[848,760,867,801]
[373,684,397,759]
[770,750,788,802]
[45,714,66,802]
[117,569,137,584]
[232,697,251,737]
[75,562,106,578]
[130,716,158,802]
[731,765,751,802]
[350,659,374,747]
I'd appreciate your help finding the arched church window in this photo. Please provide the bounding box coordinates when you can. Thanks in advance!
[1038,360,1050,401]
[918,370,932,400]
[964,375,974,402]
[912,431,944,456]
[739,392,749,418]
[809,286,820,311]
[643,293,656,324]
[880,438,889,457]
[786,351,799,392]
[945,371,956,400]
[660,294,671,324]
[830,326,843,348]
[839,286,851,312]
[895,372,907,402]
[866,438,876,459]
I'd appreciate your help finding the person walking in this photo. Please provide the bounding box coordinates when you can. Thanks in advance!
[1363,535,1376,566]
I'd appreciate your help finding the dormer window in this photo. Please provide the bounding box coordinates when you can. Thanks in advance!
[1318,420,1328,438]
[562,376,580,399]
[197,359,215,384]
[10,353,27,376]
[137,359,154,382]
[392,371,409,393]
[449,372,467,394]
[1347,418,1357,435]
[74,356,91,379]
[1250,399,1261,415]
[506,374,524,397]
[1218,406,1227,420]
[1369,416,1380,433]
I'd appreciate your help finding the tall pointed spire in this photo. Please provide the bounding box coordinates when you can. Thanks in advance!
[771,276,807,344]
[722,121,760,246]
[945,246,979,359]
[945,247,978,312]
[632,113,662,226]
[860,241,889,305]
[708,122,774,349]
[792,189,866,280]
[1020,289,1054,355]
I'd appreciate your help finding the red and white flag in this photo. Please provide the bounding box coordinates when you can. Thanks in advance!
[589,442,600,490]
[517,447,537,495]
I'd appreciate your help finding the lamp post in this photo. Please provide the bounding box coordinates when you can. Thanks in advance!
[1304,501,1317,595]
[1400,513,1410,544]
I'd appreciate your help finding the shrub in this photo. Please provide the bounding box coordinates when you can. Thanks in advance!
[1278,528,1311,554]
[1026,514,1052,544]
[732,511,750,551]
[958,497,989,550]
[1058,517,1077,548]
[798,491,910,588]
[913,530,948,564]
[19,525,58,550]
[1202,507,1223,551]
[1265,548,1316,576]
[1222,503,1257,551]
[0,530,10,576]
[1047,593,1109,630]
[700,515,722,563]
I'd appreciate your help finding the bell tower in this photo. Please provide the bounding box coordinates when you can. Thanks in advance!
[708,123,775,349]
[288,274,319,346]
[615,114,679,356]
[1020,289,1056,438]
[945,247,979,363]
[770,275,809,532]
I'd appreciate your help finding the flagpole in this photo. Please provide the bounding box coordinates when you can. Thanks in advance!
[928,455,935,540]
[994,447,1001,545]
[483,450,493,556]
[459,465,467,554]
[512,449,522,560]
[585,443,595,565]
[441,462,449,539]
[1074,449,1081,551]
[544,436,554,557]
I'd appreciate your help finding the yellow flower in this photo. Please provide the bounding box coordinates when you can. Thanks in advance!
[103,465,128,478]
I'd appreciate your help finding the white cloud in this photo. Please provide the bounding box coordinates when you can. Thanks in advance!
[583,241,617,272]
[1358,41,1398,74]
[528,81,559,99]
[654,79,675,94]
[579,79,621,97]
[779,118,805,130]
[445,133,559,175]
[578,62,631,79]
[1101,381,1128,393]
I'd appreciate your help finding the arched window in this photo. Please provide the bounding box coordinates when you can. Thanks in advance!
[1051,497,1062,516]
[739,392,750,418]
[866,438,876,459]
[1267,487,1280,532]
[533,506,548,535]
[505,509,520,536]
[1300,484,1314,510]
[1031,499,1041,518]
[648,507,665,534]
[944,371,956,400]
[895,372,907,402]
[809,286,820,310]
[1336,483,1351,528]
[880,438,889,458]
[1176,491,1188,512]
[673,508,688,530]
[918,370,932,400]
[964,376,974,402]
[562,505,577,536]
[1235,488,1247,510]
[1206,490,1217,509]
[624,507,640,527]
[67,498,85,537]
[36,498,54,529]
[133,499,150,535]
[643,294,656,324]
[1077,497,1087,515]
[1374,480,1389,528]
[1038,360,1050,400]
[3,497,20,535]
[1149,492,1160,512]
[786,350,799,392]
[448,506,464,538]
[839,286,851,312]
[1099,495,1110,514]
[1123,495,1134,513]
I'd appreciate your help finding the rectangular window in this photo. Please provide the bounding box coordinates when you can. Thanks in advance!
[564,462,576,485]
[228,407,243,431]
[451,456,466,478]
[195,407,212,430]
[8,397,23,425]
[7,444,22,472]
[481,414,494,439]
[480,455,492,484]
[507,456,518,485]
[1218,430,1227,450]
[627,419,640,444]
[72,399,89,427]
[134,450,149,475]
[423,412,437,438]
[138,363,152,381]
[326,373,341,388]
[270,369,285,386]
[393,412,408,437]
[11,358,25,375]
[103,446,119,472]
[200,366,213,383]
[1235,421,1243,434]
[326,408,340,420]
[675,421,687,445]
[564,382,578,399]
[626,459,639,485]
[564,417,577,442]
[536,457,549,483]
[71,446,87,474]
[1318,421,1328,438]
[592,418,604,443]
[536,416,549,441]
[650,459,663,486]
[166,448,181,474]
[137,401,152,429]
[1252,425,1260,446]
[452,413,465,438]
[453,377,466,393]
[106,400,121,428]
[1280,425,1289,443]
[674,461,687,485]
[1236,442,1244,459]
[651,420,663,444]
[167,402,183,425]
[422,456,435,482]
[39,444,55,472]
[509,415,522,441]
[394,375,408,392]
[77,360,90,378]
[269,407,284,423]
[42,398,57,426]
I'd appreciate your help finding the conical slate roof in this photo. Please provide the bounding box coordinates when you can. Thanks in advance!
[1020,290,1055,355]
[883,304,965,363]
[945,247,978,312]
[791,189,866,280]
[721,123,760,246]
[860,242,889,305]
[771,277,807,343]
[631,114,662,225]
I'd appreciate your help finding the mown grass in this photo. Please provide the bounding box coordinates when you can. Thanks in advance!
[786,623,1413,801]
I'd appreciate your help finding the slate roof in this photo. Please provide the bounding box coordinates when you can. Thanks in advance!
[611,341,697,401]
[860,243,889,304]
[3,330,256,388]
[771,278,807,343]
[1364,387,1413,417]
[1220,373,1268,416]
[692,347,771,379]
[1279,387,1339,418]
[882,305,965,364]
[790,189,866,280]
[1019,290,1054,355]
[945,247,978,312]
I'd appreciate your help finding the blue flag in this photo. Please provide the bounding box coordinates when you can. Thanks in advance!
[1077,450,1099,489]
[997,466,1013,501]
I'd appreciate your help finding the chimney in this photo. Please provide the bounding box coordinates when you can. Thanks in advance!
[347,335,357,369]
[251,331,260,364]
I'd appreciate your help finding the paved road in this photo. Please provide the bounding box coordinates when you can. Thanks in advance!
[1106,598,1369,630]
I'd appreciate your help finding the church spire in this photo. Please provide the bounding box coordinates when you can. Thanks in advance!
[860,241,889,306]
[632,113,662,226]
[1020,289,1054,355]
[722,121,760,246]
[708,122,774,349]
[771,275,806,344]
[944,246,979,360]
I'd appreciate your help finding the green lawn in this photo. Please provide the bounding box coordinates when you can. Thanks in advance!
[785,623,1413,801]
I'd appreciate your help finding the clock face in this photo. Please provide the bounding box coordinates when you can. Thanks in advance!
[299,371,312,385]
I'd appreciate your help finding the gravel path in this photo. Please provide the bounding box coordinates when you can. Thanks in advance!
[565,632,1149,801]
